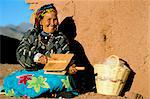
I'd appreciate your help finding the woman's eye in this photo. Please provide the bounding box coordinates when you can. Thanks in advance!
[47,18,51,21]
[54,18,57,20]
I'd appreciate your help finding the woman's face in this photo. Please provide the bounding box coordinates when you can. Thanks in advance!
[40,11,58,33]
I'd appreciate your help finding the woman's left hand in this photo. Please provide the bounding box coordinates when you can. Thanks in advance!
[68,64,77,75]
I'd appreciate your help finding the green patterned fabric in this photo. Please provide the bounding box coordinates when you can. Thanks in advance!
[27,76,50,93]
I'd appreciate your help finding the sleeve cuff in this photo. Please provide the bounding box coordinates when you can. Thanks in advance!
[33,53,43,62]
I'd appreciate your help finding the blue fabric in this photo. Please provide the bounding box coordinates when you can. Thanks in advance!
[3,70,77,98]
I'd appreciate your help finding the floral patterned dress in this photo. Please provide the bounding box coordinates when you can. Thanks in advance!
[3,70,77,98]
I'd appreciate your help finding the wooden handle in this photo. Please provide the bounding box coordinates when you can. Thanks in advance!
[75,67,85,70]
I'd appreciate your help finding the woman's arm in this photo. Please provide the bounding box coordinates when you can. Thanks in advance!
[16,29,40,70]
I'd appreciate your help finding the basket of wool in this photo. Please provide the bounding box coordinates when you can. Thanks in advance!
[94,55,131,96]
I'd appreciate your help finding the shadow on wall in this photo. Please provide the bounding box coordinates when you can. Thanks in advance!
[119,59,136,96]
[0,35,20,64]
[58,17,135,95]
[59,16,96,93]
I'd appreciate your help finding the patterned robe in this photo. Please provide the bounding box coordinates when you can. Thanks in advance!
[16,29,70,70]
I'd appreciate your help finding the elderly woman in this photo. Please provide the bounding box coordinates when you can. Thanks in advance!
[16,4,70,71]
[3,4,79,98]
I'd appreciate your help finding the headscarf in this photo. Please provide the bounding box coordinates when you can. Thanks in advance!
[34,4,57,31]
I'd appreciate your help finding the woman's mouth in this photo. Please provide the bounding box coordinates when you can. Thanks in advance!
[47,24,57,28]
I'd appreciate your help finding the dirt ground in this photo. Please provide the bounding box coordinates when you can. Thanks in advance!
[0,92,143,99]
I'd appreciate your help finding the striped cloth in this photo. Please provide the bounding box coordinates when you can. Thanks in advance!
[16,29,70,71]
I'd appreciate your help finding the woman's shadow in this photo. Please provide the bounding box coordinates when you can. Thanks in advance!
[58,17,135,95]
[58,16,96,93]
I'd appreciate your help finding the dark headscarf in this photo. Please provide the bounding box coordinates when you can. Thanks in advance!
[34,4,57,31]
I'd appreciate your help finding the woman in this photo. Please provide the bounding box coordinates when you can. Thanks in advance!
[3,4,78,98]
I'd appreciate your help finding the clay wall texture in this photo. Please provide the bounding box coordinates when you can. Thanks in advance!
[26,0,150,98]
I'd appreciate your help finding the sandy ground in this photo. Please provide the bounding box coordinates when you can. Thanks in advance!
[0,64,22,86]
[0,93,143,99]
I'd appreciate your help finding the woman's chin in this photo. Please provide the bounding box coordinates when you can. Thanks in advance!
[50,30,56,33]
[44,29,56,34]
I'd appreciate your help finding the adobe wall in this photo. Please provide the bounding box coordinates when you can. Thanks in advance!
[26,0,150,98]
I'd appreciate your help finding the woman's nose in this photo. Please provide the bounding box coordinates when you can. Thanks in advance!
[50,19,54,26]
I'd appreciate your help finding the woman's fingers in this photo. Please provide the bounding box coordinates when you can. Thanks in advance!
[38,55,48,64]
[69,65,77,74]
[48,57,57,61]
[70,68,77,73]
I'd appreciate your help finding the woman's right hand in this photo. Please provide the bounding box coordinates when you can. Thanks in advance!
[38,55,48,64]
[38,55,56,64]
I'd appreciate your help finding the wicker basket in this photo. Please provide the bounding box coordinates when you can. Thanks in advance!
[94,55,131,96]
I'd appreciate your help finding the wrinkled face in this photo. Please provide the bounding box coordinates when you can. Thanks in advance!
[40,11,58,33]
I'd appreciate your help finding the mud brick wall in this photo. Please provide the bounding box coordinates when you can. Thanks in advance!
[26,0,150,98]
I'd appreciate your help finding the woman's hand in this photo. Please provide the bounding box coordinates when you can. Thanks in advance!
[38,55,48,64]
[38,55,57,64]
[68,64,77,75]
